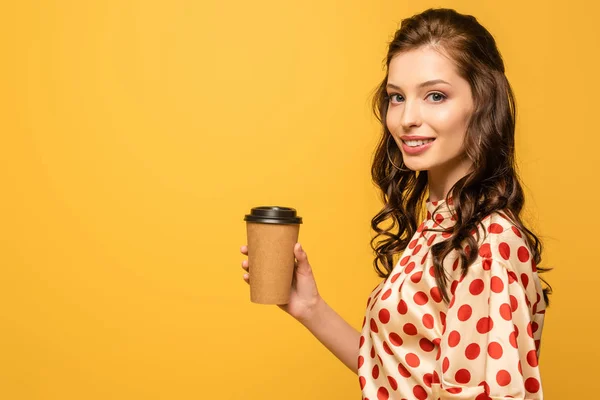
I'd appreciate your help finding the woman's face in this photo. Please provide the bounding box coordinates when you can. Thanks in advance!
[385,46,475,175]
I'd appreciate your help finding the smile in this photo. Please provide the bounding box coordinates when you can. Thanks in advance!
[401,138,435,155]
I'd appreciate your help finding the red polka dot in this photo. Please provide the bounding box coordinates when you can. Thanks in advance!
[448,331,461,347]
[482,258,492,271]
[487,342,503,359]
[442,357,450,373]
[458,304,473,321]
[403,323,417,335]
[400,256,410,266]
[499,303,512,320]
[464,245,471,257]
[511,226,522,237]
[452,258,460,271]
[469,279,485,295]
[475,394,491,400]
[406,353,420,368]
[527,322,534,338]
[499,242,511,260]
[423,373,433,387]
[397,300,408,315]
[372,364,379,379]
[398,362,411,377]
[422,313,434,329]
[517,246,530,262]
[413,244,422,255]
[379,309,390,324]
[421,251,429,265]
[440,312,446,327]
[404,262,416,274]
[435,213,444,225]
[521,273,529,288]
[496,370,512,386]
[447,387,463,394]
[358,356,364,368]
[465,343,480,360]
[433,370,440,384]
[381,289,392,300]
[389,332,403,346]
[414,291,428,305]
[443,230,452,238]
[383,341,394,355]
[377,386,389,400]
[428,266,435,277]
[370,346,375,358]
[390,272,401,283]
[411,271,423,283]
[417,222,425,232]
[430,287,443,303]
[359,376,366,389]
[510,295,518,312]
[451,280,459,296]
[479,243,492,258]
[413,385,427,400]
[527,350,538,367]
[518,360,523,376]
[455,369,471,384]
[476,317,494,334]
[409,239,418,249]
[359,336,365,348]
[488,223,503,234]
[509,331,518,348]
[508,271,518,283]
[525,377,540,393]
[388,376,398,391]
[532,321,539,333]
[427,234,437,246]
[370,318,379,333]
[479,381,490,394]
[490,276,504,293]
[419,338,435,352]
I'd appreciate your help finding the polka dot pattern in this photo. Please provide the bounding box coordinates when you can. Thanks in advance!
[358,198,546,399]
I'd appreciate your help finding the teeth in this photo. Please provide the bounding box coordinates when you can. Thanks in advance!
[404,139,434,147]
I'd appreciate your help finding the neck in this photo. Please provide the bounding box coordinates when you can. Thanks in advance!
[427,157,473,202]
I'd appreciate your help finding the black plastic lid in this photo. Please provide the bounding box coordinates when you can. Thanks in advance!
[244,206,303,224]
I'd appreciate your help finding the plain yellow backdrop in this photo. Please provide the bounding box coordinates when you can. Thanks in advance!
[1,0,598,398]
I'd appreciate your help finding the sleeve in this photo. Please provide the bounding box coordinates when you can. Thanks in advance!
[432,257,543,400]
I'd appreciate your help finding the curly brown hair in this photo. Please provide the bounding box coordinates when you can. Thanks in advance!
[369,8,552,304]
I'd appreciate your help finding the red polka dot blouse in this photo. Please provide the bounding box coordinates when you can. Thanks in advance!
[359,197,546,400]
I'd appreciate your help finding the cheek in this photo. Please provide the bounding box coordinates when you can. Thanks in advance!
[385,108,399,132]
[426,108,468,137]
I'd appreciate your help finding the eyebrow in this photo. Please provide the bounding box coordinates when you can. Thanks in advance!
[386,79,451,90]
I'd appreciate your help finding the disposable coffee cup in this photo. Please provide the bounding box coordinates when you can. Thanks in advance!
[244,206,303,304]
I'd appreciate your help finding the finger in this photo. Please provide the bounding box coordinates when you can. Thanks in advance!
[243,273,249,284]
[241,259,249,271]
[240,245,248,255]
[294,243,311,273]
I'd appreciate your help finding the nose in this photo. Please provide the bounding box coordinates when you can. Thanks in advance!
[399,99,422,130]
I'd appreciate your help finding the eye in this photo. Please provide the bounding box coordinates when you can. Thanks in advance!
[386,92,447,105]
[427,92,447,102]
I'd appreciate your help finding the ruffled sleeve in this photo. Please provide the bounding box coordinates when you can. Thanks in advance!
[432,243,545,399]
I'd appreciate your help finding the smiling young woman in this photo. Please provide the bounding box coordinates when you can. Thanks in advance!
[240,7,551,400]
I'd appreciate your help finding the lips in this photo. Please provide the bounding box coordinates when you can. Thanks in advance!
[401,138,435,155]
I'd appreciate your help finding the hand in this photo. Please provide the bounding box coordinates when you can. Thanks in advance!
[240,243,322,322]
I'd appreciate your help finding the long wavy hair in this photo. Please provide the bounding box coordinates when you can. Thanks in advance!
[370,8,552,304]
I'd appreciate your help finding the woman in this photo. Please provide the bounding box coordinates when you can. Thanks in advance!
[240,8,551,400]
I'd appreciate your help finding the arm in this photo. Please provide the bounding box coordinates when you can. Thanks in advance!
[298,296,361,374]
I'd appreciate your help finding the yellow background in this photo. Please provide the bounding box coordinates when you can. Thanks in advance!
[1,0,597,398]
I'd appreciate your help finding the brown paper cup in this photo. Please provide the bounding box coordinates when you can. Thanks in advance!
[246,223,299,304]
[244,206,303,305]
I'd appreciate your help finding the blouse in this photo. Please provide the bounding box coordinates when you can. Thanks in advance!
[358,197,546,400]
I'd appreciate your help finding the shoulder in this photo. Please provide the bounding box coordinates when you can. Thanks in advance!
[474,210,533,272]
